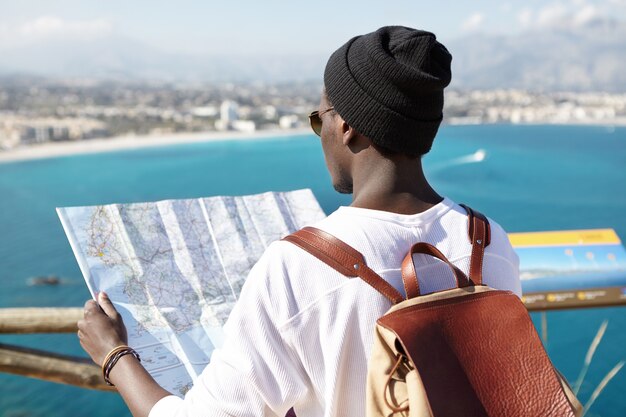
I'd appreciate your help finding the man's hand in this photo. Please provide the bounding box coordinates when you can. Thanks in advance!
[77,292,128,366]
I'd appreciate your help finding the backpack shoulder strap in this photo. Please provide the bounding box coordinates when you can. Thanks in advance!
[400,204,492,298]
[282,227,404,304]
[459,204,491,286]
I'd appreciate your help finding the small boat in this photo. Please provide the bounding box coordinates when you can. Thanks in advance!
[28,275,62,286]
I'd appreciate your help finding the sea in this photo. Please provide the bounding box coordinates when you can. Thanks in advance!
[0,124,624,417]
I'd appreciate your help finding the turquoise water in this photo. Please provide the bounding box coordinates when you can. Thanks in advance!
[0,125,624,416]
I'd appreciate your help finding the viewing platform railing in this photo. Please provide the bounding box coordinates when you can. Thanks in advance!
[1,297,624,391]
[0,307,114,391]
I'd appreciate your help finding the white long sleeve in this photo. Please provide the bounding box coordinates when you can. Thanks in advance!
[149,198,520,417]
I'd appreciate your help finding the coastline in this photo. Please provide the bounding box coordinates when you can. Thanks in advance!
[445,118,626,128]
[0,128,312,164]
[1,120,624,164]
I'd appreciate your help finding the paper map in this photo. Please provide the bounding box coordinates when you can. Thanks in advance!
[57,189,326,396]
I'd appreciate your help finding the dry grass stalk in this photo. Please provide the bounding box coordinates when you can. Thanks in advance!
[574,320,608,395]
[540,312,548,346]
[581,360,625,417]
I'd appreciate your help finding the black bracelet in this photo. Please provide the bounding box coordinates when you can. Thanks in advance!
[103,347,141,386]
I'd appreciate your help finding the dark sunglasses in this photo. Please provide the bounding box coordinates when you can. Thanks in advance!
[308,107,335,136]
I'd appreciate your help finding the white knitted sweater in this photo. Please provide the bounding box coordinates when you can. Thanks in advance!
[149,198,520,417]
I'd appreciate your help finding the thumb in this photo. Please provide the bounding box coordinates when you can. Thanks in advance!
[98,292,119,318]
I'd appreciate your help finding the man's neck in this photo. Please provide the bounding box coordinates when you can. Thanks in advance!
[349,157,442,215]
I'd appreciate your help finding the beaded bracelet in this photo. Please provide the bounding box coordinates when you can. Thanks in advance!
[101,345,141,386]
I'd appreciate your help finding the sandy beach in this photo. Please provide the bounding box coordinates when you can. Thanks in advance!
[0,128,312,164]
[1,120,624,164]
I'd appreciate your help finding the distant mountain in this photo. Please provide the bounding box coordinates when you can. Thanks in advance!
[0,35,326,83]
[447,19,626,92]
[1,22,625,91]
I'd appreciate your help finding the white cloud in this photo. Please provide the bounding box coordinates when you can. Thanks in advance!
[462,13,486,32]
[536,3,570,27]
[518,8,534,28]
[574,5,601,25]
[0,16,113,49]
[18,16,112,40]
[517,1,620,30]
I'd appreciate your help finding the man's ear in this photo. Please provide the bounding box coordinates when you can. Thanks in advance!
[341,120,357,146]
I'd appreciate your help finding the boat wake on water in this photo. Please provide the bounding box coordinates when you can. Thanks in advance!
[428,149,487,172]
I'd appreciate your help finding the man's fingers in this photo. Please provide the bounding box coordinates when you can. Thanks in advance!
[98,292,119,319]
[83,299,98,316]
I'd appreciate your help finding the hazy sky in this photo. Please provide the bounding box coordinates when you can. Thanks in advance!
[1,0,624,55]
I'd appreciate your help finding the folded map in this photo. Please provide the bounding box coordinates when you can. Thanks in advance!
[57,189,326,396]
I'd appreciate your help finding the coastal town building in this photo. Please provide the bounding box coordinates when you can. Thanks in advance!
[279,115,301,129]
[0,117,108,150]
[1,79,625,151]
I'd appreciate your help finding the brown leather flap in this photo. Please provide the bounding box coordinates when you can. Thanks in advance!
[378,291,577,417]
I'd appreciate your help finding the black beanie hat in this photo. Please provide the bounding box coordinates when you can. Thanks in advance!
[324,26,452,156]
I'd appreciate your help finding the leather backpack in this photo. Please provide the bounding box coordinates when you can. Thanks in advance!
[283,206,582,416]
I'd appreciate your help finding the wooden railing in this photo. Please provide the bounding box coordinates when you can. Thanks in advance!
[2,296,624,391]
[0,308,114,391]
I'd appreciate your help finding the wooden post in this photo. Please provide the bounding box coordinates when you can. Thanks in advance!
[0,343,115,391]
[0,308,83,333]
